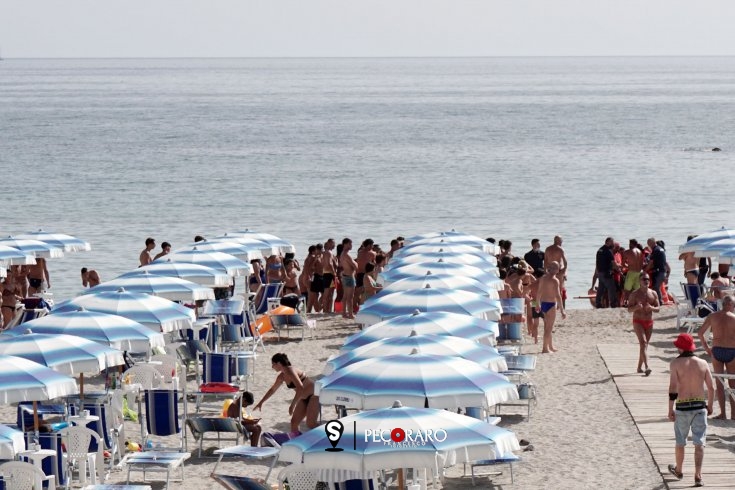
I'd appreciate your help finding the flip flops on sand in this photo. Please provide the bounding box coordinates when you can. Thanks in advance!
[668,464,683,480]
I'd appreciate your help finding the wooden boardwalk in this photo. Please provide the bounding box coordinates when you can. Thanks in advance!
[598,344,735,489]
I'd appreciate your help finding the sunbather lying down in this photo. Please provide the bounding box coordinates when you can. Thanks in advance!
[225,391,262,447]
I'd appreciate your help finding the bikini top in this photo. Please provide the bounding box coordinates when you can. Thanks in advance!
[286,372,308,389]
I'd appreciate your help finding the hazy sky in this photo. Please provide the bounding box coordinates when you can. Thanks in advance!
[3,0,735,58]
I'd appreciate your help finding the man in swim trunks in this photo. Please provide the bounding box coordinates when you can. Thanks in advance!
[139,237,155,267]
[679,236,700,285]
[321,238,338,313]
[622,239,644,306]
[536,261,566,353]
[646,237,669,305]
[544,236,567,306]
[153,241,171,261]
[667,333,713,487]
[355,239,376,306]
[523,238,545,278]
[81,267,101,288]
[339,238,358,320]
[627,273,660,376]
[697,294,735,419]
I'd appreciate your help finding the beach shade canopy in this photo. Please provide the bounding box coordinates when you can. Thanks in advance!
[355,286,502,326]
[316,352,517,410]
[692,238,735,258]
[0,354,79,404]
[8,309,165,352]
[0,245,36,266]
[342,311,498,352]
[0,424,25,460]
[88,271,214,302]
[385,251,498,272]
[53,289,195,333]
[0,237,64,259]
[678,227,735,253]
[381,272,503,296]
[14,230,91,253]
[715,247,735,265]
[324,333,506,376]
[220,230,296,254]
[279,402,520,474]
[405,232,495,253]
[122,261,232,288]
[156,249,252,277]
[178,239,264,262]
[379,261,499,287]
[0,331,124,376]
[211,234,279,256]
[393,243,495,259]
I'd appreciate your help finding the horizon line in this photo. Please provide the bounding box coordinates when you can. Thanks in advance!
[3,54,735,60]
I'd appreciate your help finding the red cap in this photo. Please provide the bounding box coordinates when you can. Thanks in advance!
[674,333,696,352]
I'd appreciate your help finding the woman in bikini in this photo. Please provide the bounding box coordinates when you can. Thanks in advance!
[282,259,300,296]
[253,353,319,433]
[265,255,285,284]
[626,273,660,376]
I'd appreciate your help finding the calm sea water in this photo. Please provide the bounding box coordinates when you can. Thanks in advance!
[1,57,734,307]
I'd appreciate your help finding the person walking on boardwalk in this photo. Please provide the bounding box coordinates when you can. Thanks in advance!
[697,294,735,420]
[626,273,659,376]
[667,333,714,488]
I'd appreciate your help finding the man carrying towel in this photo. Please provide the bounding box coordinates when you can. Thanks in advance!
[667,333,714,487]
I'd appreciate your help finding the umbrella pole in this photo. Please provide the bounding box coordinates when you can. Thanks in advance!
[33,400,39,432]
[80,373,84,401]
[398,468,405,490]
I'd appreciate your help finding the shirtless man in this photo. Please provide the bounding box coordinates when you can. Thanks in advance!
[153,241,171,261]
[536,261,566,353]
[339,238,358,320]
[139,237,155,267]
[321,238,338,313]
[307,244,324,313]
[544,236,568,307]
[355,239,376,306]
[27,258,49,295]
[622,239,644,306]
[81,267,101,288]
[679,236,700,285]
[627,273,660,376]
[697,294,735,419]
[667,333,714,487]
[707,272,730,301]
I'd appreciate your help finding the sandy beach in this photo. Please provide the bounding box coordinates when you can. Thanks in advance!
[4,304,734,489]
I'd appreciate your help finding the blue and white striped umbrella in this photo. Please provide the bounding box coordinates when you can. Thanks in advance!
[385,251,498,272]
[88,272,214,302]
[355,286,501,326]
[8,309,165,352]
[342,311,498,351]
[394,243,494,259]
[316,353,517,410]
[379,261,499,287]
[178,239,264,262]
[121,261,232,288]
[405,232,496,254]
[0,354,79,404]
[220,230,296,254]
[0,238,64,259]
[0,424,25,459]
[0,332,124,376]
[678,227,735,253]
[212,234,279,256]
[14,230,91,253]
[53,289,195,333]
[381,272,504,296]
[693,238,735,258]
[0,245,36,266]
[716,247,735,265]
[324,333,507,375]
[157,248,252,277]
[280,403,520,474]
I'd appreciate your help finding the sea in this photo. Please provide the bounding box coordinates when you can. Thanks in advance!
[1,56,735,308]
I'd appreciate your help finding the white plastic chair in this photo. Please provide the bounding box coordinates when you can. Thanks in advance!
[122,364,163,390]
[277,463,319,490]
[59,426,103,488]
[150,354,179,387]
[0,460,56,490]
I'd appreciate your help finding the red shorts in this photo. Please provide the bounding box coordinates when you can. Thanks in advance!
[633,319,654,331]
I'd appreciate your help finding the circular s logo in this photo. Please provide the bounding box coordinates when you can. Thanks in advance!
[324,420,344,452]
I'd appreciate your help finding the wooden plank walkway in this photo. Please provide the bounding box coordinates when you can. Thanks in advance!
[598,344,735,489]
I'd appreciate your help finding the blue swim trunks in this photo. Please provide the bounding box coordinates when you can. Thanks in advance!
[540,302,556,314]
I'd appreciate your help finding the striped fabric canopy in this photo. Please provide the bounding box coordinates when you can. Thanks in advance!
[385,251,498,271]
[279,403,520,473]
[0,354,79,404]
[221,230,296,254]
[178,239,264,262]
[0,424,25,459]
[316,353,517,410]
[53,289,195,333]
[355,286,501,326]
[0,332,124,375]
[379,261,499,286]
[88,272,214,302]
[342,311,498,351]
[121,261,232,288]
[394,242,494,258]
[8,309,165,352]
[380,272,504,295]
[324,333,506,375]
[0,238,64,258]
[15,230,91,252]
[157,249,252,277]
[212,234,279,256]
[0,245,36,265]
[678,227,735,253]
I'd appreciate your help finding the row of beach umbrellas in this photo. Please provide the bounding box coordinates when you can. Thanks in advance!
[279,231,521,486]
[679,226,735,263]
